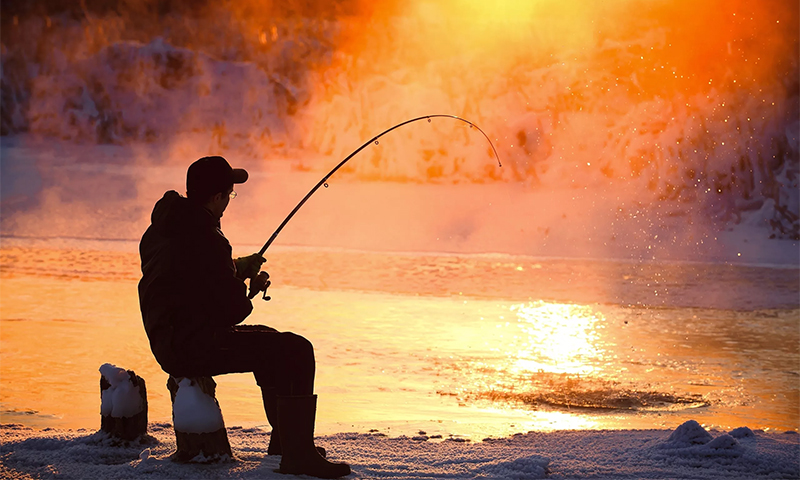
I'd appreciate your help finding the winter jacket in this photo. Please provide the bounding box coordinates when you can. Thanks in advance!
[138,190,252,375]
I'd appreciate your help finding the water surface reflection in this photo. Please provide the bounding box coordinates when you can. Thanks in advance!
[1,248,797,438]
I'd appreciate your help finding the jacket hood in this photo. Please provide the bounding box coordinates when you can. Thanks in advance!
[149,190,216,237]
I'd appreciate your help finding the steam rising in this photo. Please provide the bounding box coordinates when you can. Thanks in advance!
[1,0,798,259]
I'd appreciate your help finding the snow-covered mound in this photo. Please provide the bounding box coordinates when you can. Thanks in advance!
[99,363,143,419]
[1,420,798,479]
[18,37,297,148]
[171,378,225,434]
[659,419,714,448]
[651,420,798,477]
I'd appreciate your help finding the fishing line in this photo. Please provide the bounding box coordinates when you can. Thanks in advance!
[249,114,501,299]
[259,115,500,256]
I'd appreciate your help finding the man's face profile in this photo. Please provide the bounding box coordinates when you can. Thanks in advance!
[207,187,234,218]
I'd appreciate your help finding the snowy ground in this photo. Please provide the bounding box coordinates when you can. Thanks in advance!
[1,420,798,479]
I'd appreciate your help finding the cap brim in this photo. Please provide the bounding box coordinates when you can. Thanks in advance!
[232,168,249,184]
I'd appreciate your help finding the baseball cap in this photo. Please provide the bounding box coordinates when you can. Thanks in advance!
[186,156,248,200]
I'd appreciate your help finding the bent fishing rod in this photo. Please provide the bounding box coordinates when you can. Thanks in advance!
[249,114,501,300]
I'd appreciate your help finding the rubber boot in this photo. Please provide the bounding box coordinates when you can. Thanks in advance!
[277,395,350,478]
[264,392,326,457]
[263,392,283,455]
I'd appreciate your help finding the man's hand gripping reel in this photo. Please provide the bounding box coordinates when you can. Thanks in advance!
[248,271,271,301]
[235,254,271,301]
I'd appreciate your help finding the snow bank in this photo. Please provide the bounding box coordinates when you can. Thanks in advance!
[651,421,798,478]
[1,420,797,479]
[22,37,294,148]
[171,378,225,434]
[99,363,142,418]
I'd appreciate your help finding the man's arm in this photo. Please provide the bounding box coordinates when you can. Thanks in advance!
[194,235,255,328]
[234,253,266,280]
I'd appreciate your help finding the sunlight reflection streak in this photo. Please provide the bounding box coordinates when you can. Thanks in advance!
[510,302,606,375]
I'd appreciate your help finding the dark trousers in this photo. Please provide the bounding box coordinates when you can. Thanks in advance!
[193,325,316,396]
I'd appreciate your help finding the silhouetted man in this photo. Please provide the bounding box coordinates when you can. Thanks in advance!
[138,156,350,478]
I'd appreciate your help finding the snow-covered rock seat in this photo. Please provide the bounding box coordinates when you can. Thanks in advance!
[166,376,233,463]
[99,364,148,441]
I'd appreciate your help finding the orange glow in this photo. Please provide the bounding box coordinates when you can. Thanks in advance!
[3,0,796,259]
[295,0,796,194]
[410,0,591,54]
[266,0,800,262]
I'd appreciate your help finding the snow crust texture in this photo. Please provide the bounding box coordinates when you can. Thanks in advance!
[1,420,798,479]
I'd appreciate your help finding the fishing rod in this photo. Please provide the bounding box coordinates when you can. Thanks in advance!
[248,114,501,300]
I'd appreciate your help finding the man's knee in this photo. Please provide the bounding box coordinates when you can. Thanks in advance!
[282,332,314,361]
[253,332,315,388]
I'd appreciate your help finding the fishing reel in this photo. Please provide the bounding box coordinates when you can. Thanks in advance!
[247,271,271,301]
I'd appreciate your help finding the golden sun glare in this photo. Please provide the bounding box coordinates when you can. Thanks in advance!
[510,302,606,375]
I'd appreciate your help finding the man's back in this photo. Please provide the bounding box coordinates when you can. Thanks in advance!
[138,190,251,376]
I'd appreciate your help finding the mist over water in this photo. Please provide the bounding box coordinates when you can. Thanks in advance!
[1,0,798,262]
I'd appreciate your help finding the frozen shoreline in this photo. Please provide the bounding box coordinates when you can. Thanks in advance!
[1,233,799,270]
[2,420,798,479]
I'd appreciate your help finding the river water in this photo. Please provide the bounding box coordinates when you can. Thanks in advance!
[0,242,798,439]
